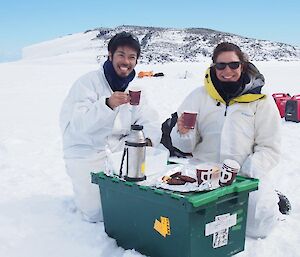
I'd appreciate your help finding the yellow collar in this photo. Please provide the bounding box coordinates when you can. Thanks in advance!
[204,68,265,105]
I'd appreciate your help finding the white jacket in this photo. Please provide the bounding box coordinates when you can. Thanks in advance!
[171,66,281,179]
[60,66,161,159]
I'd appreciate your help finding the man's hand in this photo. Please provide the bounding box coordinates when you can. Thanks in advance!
[177,114,191,135]
[107,92,130,109]
[145,138,152,147]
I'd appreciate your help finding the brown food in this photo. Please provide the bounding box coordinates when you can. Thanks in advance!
[178,175,196,183]
[167,178,186,185]
[170,171,182,178]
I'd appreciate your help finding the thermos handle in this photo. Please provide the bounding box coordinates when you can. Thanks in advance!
[272,93,289,98]
[126,147,129,177]
[292,94,300,100]
[119,147,127,178]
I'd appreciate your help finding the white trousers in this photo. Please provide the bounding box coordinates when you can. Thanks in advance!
[64,153,105,222]
[246,177,280,238]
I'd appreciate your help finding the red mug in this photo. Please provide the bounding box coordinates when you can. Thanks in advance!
[183,112,197,129]
[129,90,141,105]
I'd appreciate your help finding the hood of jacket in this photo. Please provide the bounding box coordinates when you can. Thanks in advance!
[204,62,266,105]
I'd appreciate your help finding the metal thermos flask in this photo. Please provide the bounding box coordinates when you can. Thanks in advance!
[119,124,147,182]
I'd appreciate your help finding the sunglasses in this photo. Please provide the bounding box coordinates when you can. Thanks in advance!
[214,62,241,70]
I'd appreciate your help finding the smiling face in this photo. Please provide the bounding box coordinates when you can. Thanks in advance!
[109,46,138,77]
[215,51,242,82]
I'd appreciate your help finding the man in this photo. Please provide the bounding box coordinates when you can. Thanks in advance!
[60,31,161,222]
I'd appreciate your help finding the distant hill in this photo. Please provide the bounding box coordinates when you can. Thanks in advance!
[23,25,300,63]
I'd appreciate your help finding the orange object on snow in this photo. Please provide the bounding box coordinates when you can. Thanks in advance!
[138,71,154,78]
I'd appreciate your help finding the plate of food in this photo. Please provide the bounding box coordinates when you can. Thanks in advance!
[155,163,221,192]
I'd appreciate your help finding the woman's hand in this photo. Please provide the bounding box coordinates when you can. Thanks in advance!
[107,92,130,109]
[177,114,191,135]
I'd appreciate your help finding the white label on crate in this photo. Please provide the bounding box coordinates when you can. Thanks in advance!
[205,213,237,236]
[213,214,230,248]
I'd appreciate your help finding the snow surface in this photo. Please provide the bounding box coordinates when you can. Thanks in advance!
[1,51,300,257]
[22,31,101,60]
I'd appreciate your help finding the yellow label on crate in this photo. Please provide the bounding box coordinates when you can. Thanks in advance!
[141,162,146,174]
[154,216,171,238]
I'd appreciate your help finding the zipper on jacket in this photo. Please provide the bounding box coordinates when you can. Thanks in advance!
[224,102,229,116]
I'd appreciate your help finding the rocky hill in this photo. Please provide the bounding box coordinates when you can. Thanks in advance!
[23,25,300,63]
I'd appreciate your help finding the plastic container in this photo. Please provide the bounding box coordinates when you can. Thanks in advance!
[91,172,258,257]
[285,94,300,122]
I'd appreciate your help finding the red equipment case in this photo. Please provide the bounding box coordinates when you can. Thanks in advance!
[285,95,300,123]
[272,93,291,118]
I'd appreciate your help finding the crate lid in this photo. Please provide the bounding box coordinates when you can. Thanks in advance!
[187,176,258,207]
[91,172,258,208]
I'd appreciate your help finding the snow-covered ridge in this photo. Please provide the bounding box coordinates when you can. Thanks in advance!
[22,25,300,63]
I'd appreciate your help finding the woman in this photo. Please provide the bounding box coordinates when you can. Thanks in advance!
[171,42,290,238]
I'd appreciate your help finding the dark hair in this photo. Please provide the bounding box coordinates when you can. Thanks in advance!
[212,42,248,64]
[108,31,141,58]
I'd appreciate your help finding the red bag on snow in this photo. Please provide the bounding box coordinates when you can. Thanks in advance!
[272,93,291,118]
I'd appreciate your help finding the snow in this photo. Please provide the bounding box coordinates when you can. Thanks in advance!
[22,31,100,60]
[1,51,300,257]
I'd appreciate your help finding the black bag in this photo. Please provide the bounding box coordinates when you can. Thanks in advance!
[160,112,192,157]
[153,72,164,77]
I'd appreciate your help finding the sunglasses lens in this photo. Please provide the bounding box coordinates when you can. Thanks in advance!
[215,62,241,70]
[215,63,226,70]
[228,62,241,69]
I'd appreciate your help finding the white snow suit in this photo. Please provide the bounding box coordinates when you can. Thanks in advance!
[60,65,161,222]
[171,64,281,238]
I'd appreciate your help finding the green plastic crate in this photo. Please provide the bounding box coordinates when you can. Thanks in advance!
[91,172,258,257]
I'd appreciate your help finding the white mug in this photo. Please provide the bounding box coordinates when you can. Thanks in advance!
[196,166,220,187]
[219,159,240,186]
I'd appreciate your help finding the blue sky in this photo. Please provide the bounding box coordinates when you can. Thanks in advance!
[0,0,299,62]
